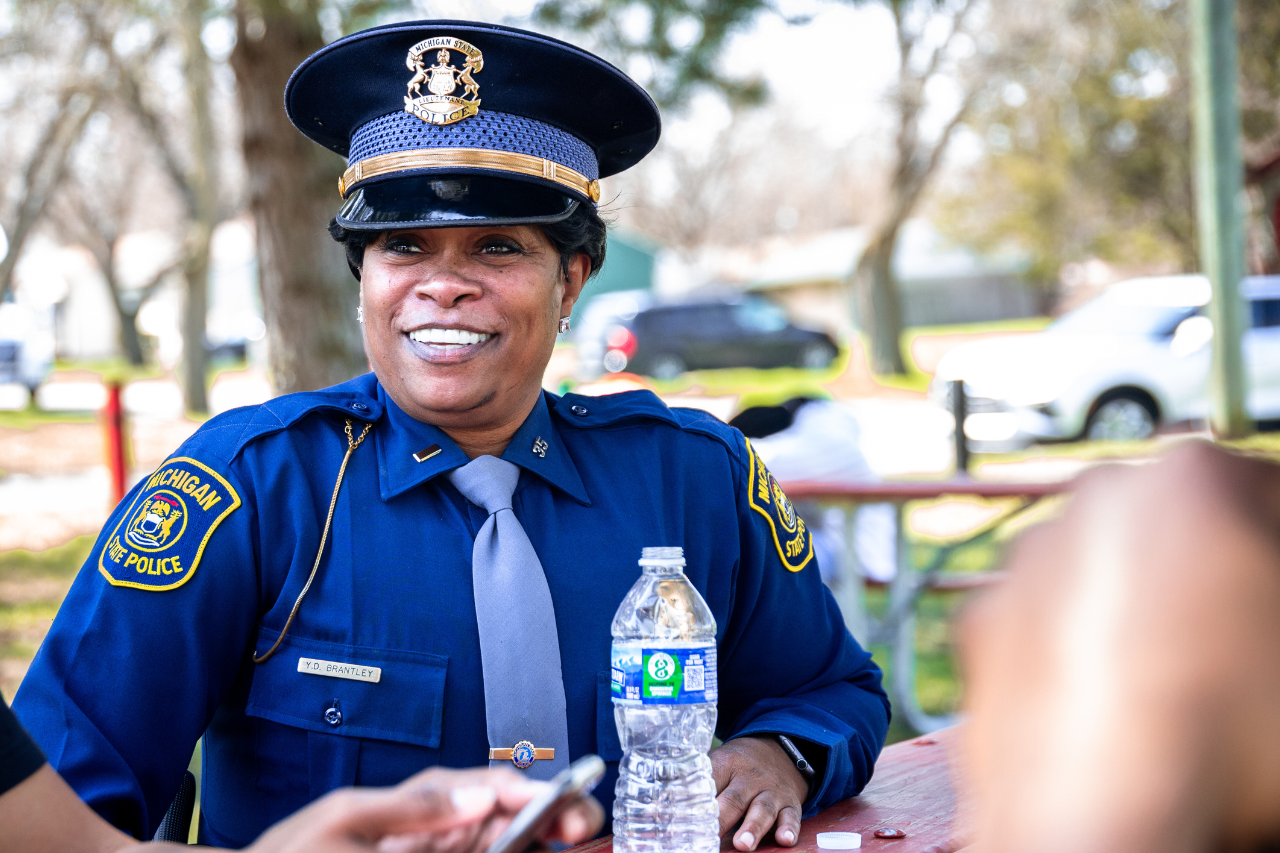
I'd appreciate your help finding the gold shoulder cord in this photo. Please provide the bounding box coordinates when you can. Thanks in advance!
[254,419,373,664]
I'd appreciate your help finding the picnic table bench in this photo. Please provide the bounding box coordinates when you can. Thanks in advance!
[569,726,969,853]
[782,480,1071,733]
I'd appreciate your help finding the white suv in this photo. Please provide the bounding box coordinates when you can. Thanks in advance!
[930,274,1280,444]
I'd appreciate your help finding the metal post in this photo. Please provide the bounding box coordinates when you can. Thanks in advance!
[950,379,970,475]
[103,381,127,505]
[1191,0,1251,438]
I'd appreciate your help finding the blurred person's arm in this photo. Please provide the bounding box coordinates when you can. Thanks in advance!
[2,699,601,853]
[3,762,602,853]
[960,443,1280,853]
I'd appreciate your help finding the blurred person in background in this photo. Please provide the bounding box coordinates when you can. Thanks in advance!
[961,443,1280,853]
[730,397,897,588]
[1,691,603,853]
[12,20,889,852]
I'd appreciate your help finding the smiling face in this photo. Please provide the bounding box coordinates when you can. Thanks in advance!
[359,225,589,440]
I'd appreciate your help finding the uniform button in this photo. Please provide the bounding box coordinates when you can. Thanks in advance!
[324,700,343,726]
[570,405,589,416]
[350,402,369,412]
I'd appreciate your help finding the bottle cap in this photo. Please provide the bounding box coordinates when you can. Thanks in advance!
[817,832,862,849]
[639,546,685,567]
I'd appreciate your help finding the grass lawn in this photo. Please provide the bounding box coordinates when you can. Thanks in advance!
[0,537,93,700]
[0,408,97,431]
[868,586,969,746]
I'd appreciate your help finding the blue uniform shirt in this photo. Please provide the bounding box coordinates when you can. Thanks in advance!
[14,374,889,845]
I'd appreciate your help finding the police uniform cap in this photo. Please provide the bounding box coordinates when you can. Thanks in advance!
[285,20,661,230]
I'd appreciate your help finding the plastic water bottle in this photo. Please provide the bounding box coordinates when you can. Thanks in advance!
[611,546,719,853]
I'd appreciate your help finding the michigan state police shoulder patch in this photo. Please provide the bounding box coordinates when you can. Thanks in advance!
[744,438,813,572]
[98,457,241,591]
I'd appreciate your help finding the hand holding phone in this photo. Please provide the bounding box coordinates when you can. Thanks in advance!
[483,755,607,853]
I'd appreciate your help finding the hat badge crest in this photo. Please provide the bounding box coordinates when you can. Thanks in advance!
[405,37,483,126]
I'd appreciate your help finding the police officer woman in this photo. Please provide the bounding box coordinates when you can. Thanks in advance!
[14,20,889,851]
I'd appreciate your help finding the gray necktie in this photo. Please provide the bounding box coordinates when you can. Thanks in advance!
[449,455,570,779]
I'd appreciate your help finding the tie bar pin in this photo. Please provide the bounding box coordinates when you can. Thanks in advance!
[490,740,554,769]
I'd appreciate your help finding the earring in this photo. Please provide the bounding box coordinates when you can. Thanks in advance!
[558,316,571,333]
[357,305,363,324]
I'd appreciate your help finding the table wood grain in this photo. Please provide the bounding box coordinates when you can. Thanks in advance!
[569,727,969,853]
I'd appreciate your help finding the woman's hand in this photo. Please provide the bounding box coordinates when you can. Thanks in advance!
[712,736,808,851]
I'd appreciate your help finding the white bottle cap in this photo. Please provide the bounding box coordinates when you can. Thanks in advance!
[817,831,862,849]
[639,546,685,567]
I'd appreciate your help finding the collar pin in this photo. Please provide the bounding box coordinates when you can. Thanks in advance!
[413,444,442,463]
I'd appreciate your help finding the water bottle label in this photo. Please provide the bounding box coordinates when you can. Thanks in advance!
[611,642,718,705]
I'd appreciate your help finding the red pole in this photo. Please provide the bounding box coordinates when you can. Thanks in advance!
[103,381,127,505]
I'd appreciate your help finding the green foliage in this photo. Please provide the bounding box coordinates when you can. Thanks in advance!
[1238,0,1280,149]
[940,0,1280,282]
[533,0,773,107]
[938,0,1201,281]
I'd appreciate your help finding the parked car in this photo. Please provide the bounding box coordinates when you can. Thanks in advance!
[603,297,839,379]
[930,274,1280,444]
[573,289,654,379]
[0,300,54,393]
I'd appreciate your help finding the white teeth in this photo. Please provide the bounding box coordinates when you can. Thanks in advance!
[409,328,492,346]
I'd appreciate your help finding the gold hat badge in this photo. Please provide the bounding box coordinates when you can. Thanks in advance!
[404,37,483,126]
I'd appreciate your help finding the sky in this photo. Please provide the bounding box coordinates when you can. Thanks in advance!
[397,0,921,152]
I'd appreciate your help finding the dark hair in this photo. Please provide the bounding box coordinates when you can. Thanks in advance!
[327,203,608,282]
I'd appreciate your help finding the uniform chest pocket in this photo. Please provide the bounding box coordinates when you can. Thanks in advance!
[245,627,448,749]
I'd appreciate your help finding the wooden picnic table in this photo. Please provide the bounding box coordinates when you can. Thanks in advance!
[782,480,1069,501]
[568,726,968,853]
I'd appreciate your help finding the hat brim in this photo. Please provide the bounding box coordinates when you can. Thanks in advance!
[334,174,579,231]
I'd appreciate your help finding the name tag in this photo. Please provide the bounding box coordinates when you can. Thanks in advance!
[297,657,382,683]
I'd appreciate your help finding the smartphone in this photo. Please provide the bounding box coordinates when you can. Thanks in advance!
[483,754,607,853]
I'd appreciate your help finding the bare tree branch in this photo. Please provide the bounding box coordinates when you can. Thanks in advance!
[918,0,979,85]
[0,83,100,300]
[111,53,198,216]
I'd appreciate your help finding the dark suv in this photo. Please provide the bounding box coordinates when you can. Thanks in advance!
[603,297,838,379]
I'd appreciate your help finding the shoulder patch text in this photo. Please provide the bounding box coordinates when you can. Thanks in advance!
[98,457,241,591]
[745,439,813,572]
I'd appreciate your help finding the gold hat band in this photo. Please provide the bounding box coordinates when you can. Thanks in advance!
[340,147,601,203]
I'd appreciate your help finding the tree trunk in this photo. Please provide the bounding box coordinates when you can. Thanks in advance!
[230,0,367,395]
[180,0,216,413]
[102,272,147,366]
[181,230,212,410]
[119,310,146,366]
[852,227,907,376]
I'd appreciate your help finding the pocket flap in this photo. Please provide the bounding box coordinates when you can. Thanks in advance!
[246,627,448,749]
